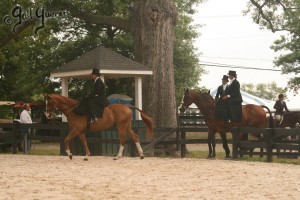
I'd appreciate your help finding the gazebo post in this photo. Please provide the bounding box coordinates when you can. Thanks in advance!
[50,47,153,122]
[135,76,142,120]
[61,77,68,122]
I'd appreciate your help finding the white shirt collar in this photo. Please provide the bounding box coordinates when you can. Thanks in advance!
[94,77,99,83]
[229,77,235,85]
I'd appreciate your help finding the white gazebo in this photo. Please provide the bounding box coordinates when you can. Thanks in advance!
[50,46,152,121]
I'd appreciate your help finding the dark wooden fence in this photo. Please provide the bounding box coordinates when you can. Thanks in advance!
[232,127,300,162]
[0,115,209,157]
[0,122,67,154]
[1,111,299,162]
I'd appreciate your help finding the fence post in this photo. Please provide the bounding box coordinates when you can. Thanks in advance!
[12,122,19,154]
[298,131,300,158]
[232,127,239,159]
[23,134,28,154]
[176,128,180,151]
[266,128,273,162]
[180,129,186,158]
[59,124,67,156]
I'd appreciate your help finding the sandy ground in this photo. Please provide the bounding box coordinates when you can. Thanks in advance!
[0,154,299,200]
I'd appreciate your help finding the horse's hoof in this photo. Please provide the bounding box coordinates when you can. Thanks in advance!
[113,156,120,160]
[225,156,232,160]
[207,156,215,159]
[140,155,144,159]
[84,157,88,161]
[69,154,73,160]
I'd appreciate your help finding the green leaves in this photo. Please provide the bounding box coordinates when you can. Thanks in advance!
[247,0,300,92]
[241,82,287,101]
[0,0,204,105]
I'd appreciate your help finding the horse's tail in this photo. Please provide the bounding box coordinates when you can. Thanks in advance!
[261,105,273,128]
[129,106,153,139]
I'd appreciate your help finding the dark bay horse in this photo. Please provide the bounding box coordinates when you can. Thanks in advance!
[278,112,300,128]
[44,94,153,160]
[179,89,272,158]
[277,111,300,141]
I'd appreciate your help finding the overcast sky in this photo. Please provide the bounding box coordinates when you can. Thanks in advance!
[193,0,299,108]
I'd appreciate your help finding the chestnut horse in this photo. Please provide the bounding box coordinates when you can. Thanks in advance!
[44,94,153,160]
[179,89,272,158]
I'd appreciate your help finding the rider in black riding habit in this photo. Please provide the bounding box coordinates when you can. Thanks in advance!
[73,68,109,123]
[218,70,243,122]
[215,75,229,121]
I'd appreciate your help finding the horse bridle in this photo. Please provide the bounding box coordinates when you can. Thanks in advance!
[46,98,78,119]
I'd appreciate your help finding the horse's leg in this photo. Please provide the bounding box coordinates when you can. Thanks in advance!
[212,132,216,158]
[127,128,144,159]
[220,132,231,158]
[78,133,91,161]
[113,126,127,160]
[65,128,81,160]
[207,130,213,158]
[207,130,216,159]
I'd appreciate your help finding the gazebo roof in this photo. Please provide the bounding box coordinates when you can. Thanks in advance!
[50,46,152,79]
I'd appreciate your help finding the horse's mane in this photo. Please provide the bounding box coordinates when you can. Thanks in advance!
[49,94,79,105]
[189,89,215,106]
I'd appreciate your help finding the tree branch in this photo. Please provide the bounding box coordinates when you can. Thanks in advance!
[249,0,277,32]
[249,0,292,33]
[53,1,130,32]
[0,18,38,49]
[276,0,287,11]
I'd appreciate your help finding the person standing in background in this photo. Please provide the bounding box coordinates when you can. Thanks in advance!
[20,103,32,153]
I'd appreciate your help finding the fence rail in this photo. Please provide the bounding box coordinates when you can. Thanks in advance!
[1,115,299,162]
[232,127,300,162]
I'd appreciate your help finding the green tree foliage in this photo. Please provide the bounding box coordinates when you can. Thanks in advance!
[241,82,287,101]
[246,0,300,93]
[0,0,204,107]
[174,0,205,104]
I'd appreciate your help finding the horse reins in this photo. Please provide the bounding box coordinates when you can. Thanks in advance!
[46,98,79,119]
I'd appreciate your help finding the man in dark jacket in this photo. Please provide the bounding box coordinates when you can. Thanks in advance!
[73,68,109,123]
[88,68,109,122]
[215,75,229,120]
[222,70,243,122]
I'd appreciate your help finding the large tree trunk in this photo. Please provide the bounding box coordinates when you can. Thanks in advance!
[130,0,178,127]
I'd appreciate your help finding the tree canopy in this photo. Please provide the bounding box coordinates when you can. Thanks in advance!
[246,0,300,93]
[0,0,204,104]
[241,82,287,101]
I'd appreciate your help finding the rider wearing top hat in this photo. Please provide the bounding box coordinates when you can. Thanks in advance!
[222,70,243,122]
[88,68,109,122]
[215,75,229,120]
[73,68,109,123]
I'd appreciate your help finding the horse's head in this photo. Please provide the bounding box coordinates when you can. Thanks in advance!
[179,89,215,113]
[44,94,57,119]
[179,89,195,113]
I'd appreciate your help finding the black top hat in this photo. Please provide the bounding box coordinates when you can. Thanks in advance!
[222,75,229,82]
[91,68,100,76]
[228,70,237,76]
